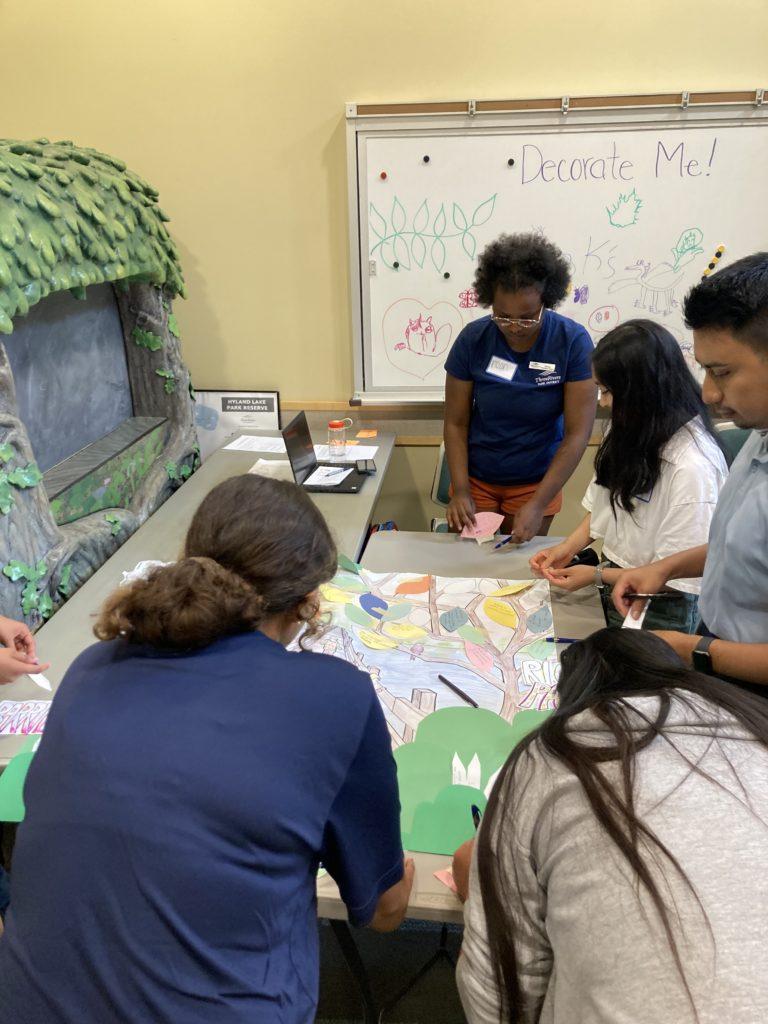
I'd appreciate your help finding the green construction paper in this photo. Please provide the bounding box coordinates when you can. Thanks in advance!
[393,706,553,855]
[439,606,469,633]
[337,554,361,575]
[0,739,38,822]
[343,602,375,628]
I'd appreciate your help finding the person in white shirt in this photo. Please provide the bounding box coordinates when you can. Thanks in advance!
[452,629,768,1024]
[530,319,728,631]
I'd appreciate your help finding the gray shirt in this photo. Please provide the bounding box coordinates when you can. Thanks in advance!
[457,695,768,1024]
[699,429,768,642]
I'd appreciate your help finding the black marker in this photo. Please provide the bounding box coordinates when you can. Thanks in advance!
[437,674,479,708]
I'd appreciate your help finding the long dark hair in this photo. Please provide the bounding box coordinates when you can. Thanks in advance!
[95,475,337,650]
[592,320,723,513]
[477,629,768,1023]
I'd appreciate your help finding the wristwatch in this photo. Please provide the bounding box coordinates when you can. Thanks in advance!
[594,563,606,588]
[692,635,716,675]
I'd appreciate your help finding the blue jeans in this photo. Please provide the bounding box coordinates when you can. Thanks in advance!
[600,562,700,633]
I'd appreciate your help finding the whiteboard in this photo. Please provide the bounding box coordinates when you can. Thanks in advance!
[348,105,768,401]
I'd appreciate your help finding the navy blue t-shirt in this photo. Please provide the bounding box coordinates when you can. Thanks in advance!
[0,632,403,1024]
[444,311,594,485]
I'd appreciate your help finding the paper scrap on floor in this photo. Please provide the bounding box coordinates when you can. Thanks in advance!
[223,435,286,454]
[313,444,378,462]
[304,466,353,487]
[0,700,50,736]
[461,511,504,544]
[622,600,649,629]
[248,459,293,481]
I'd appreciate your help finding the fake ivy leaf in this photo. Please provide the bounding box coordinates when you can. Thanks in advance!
[7,462,42,488]
[0,443,14,463]
[3,560,36,582]
[38,592,53,620]
[21,581,39,615]
[167,313,180,338]
[104,513,121,536]
[132,327,163,351]
[0,475,13,515]
[58,563,73,596]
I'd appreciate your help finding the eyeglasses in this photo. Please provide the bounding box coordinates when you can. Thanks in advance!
[491,306,544,330]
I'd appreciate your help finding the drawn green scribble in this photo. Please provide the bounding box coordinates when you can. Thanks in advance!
[606,188,643,229]
[369,194,497,272]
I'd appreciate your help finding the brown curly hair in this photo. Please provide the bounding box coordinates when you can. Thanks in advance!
[94,475,337,650]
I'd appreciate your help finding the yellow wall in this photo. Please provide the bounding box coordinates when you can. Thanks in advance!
[1,0,766,402]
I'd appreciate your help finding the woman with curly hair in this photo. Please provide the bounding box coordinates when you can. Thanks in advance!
[0,475,412,1024]
[444,233,597,540]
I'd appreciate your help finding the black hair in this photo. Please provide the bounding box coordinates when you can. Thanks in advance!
[592,319,724,514]
[683,252,768,355]
[477,629,768,1023]
[473,232,571,308]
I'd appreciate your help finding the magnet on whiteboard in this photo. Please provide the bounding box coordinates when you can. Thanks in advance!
[379,171,388,180]
[507,158,515,166]
[423,155,430,163]
[443,272,450,279]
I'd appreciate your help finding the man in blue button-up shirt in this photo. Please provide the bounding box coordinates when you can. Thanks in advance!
[612,253,768,690]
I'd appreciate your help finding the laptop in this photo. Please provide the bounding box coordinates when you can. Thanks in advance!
[282,411,368,494]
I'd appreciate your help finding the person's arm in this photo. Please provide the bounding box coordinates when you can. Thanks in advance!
[512,377,597,542]
[654,631,768,687]
[444,373,477,531]
[321,694,412,930]
[530,512,594,575]
[369,859,415,932]
[611,545,709,618]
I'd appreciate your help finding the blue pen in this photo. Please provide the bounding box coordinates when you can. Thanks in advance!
[471,804,482,830]
[493,535,516,551]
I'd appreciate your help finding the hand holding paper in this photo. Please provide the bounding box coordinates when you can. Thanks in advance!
[460,511,504,544]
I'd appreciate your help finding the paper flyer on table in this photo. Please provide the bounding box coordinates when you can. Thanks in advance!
[223,435,286,454]
[313,445,378,462]
[304,466,353,487]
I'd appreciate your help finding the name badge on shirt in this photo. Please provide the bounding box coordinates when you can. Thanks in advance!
[529,361,556,374]
[486,356,517,381]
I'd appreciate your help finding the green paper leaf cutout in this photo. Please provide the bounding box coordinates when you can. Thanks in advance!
[457,623,487,645]
[337,553,361,575]
[344,602,375,628]
[439,607,469,633]
[380,602,413,621]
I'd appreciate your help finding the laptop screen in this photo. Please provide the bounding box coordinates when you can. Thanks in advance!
[282,411,317,484]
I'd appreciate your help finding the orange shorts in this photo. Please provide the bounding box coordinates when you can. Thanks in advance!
[454,477,562,518]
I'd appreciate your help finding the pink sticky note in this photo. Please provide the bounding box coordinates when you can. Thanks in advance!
[460,511,504,543]
[434,867,459,894]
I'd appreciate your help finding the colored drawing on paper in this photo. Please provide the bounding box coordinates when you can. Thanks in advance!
[383,299,463,380]
[305,570,558,854]
[0,699,50,735]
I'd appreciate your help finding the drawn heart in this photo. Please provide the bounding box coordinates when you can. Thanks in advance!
[382,299,464,381]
